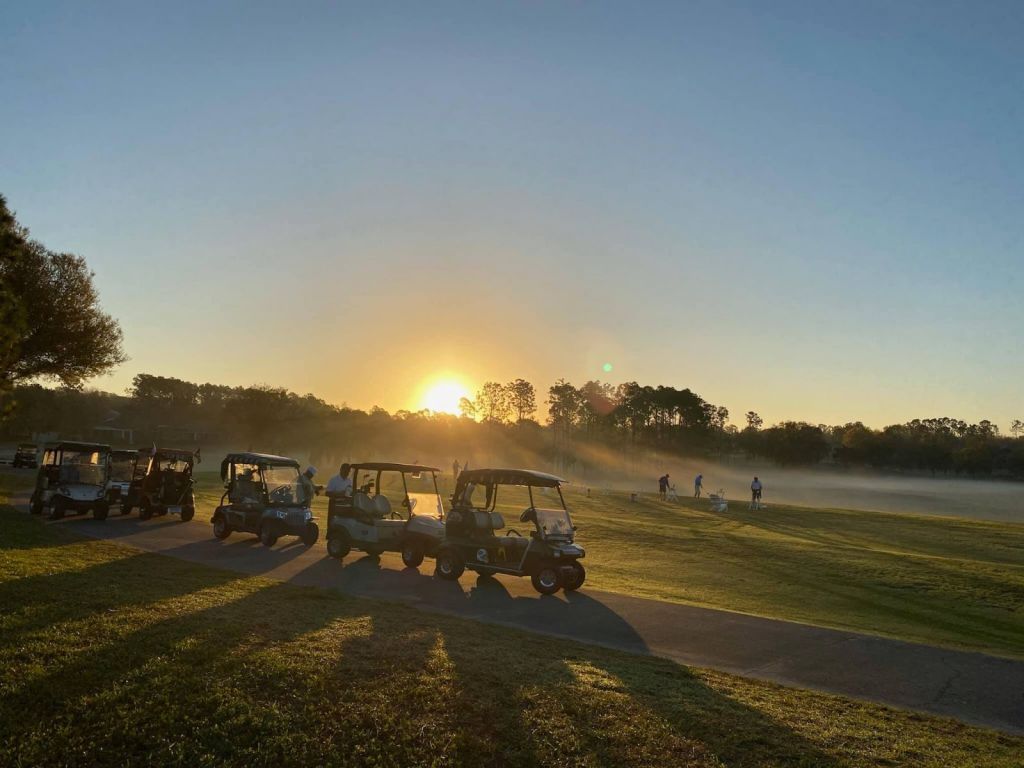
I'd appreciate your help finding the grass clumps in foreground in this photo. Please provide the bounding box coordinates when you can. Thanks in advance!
[1,507,1023,767]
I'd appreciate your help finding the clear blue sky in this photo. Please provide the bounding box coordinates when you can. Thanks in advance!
[2,1,1022,428]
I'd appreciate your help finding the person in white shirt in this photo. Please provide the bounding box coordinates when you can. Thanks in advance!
[751,477,763,508]
[327,463,353,498]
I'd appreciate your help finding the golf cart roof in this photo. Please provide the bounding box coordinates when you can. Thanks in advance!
[220,452,299,482]
[149,448,195,461]
[17,443,36,450]
[111,449,139,459]
[456,468,565,488]
[351,462,441,473]
[42,441,110,453]
[223,452,298,466]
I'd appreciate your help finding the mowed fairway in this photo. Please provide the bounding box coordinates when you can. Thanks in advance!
[188,472,1024,658]
[2,478,1023,767]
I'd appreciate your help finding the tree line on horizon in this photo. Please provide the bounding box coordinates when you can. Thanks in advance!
[3,374,1023,478]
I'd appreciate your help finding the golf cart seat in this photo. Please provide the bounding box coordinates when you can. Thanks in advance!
[490,511,530,552]
[353,491,375,518]
[373,495,392,518]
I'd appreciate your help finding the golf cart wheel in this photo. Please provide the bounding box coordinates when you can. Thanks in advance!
[212,515,232,540]
[93,502,109,521]
[29,495,43,516]
[326,534,350,559]
[180,506,195,523]
[138,500,153,521]
[435,550,465,581]
[401,542,424,568]
[563,562,586,592]
[259,525,278,548]
[531,563,562,595]
[301,522,319,547]
[49,497,66,521]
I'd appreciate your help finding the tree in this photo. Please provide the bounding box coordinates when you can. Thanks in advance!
[1012,420,1024,439]
[505,378,537,422]
[745,411,763,430]
[0,195,125,398]
[458,396,477,420]
[547,379,582,434]
[129,374,200,406]
[474,381,511,423]
[223,385,291,450]
[0,197,30,411]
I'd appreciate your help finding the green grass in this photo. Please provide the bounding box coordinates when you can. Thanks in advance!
[2,496,1023,767]
[562,488,1024,659]
[191,471,1024,658]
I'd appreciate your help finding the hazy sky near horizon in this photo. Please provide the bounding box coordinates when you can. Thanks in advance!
[3,1,1022,429]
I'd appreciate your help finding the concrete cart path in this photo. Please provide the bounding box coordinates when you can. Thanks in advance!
[10,493,1024,735]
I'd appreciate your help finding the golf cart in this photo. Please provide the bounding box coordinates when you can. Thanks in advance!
[131,448,197,522]
[105,449,139,510]
[120,452,151,512]
[28,441,112,520]
[325,462,445,566]
[434,469,586,595]
[211,452,319,546]
[12,443,38,468]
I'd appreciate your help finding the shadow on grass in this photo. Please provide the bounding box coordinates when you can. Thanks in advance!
[2,507,852,766]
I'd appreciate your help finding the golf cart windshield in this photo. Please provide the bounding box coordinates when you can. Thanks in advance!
[110,455,136,481]
[406,471,444,519]
[534,507,573,538]
[155,456,191,474]
[58,450,107,486]
[263,464,309,506]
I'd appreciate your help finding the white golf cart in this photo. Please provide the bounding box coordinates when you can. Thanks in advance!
[28,441,112,520]
[325,462,445,566]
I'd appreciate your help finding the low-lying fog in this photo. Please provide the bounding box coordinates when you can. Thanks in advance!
[520,444,1023,524]
[576,457,1023,523]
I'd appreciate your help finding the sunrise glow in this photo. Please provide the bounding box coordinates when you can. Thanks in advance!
[419,378,470,415]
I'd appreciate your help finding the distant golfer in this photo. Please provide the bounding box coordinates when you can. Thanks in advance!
[452,459,461,479]
[694,473,704,498]
[658,473,670,500]
[751,476,763,508]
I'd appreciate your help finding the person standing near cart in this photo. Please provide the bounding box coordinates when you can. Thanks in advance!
[326,463,352,497]
[694,473,704,498]
[658,473,670,500]
[751,476,763,508]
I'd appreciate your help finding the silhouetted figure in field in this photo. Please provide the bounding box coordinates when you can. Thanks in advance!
[694,473,704,498]
[751,476,763,509]
[658,473,670,500]
[452,459,461,480]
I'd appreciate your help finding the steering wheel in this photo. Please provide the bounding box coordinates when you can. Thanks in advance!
[506,529,523,537]
[519,509,534,523]
[268,484,291,502]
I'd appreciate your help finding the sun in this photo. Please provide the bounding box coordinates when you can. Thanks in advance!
[419,378,470,415]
